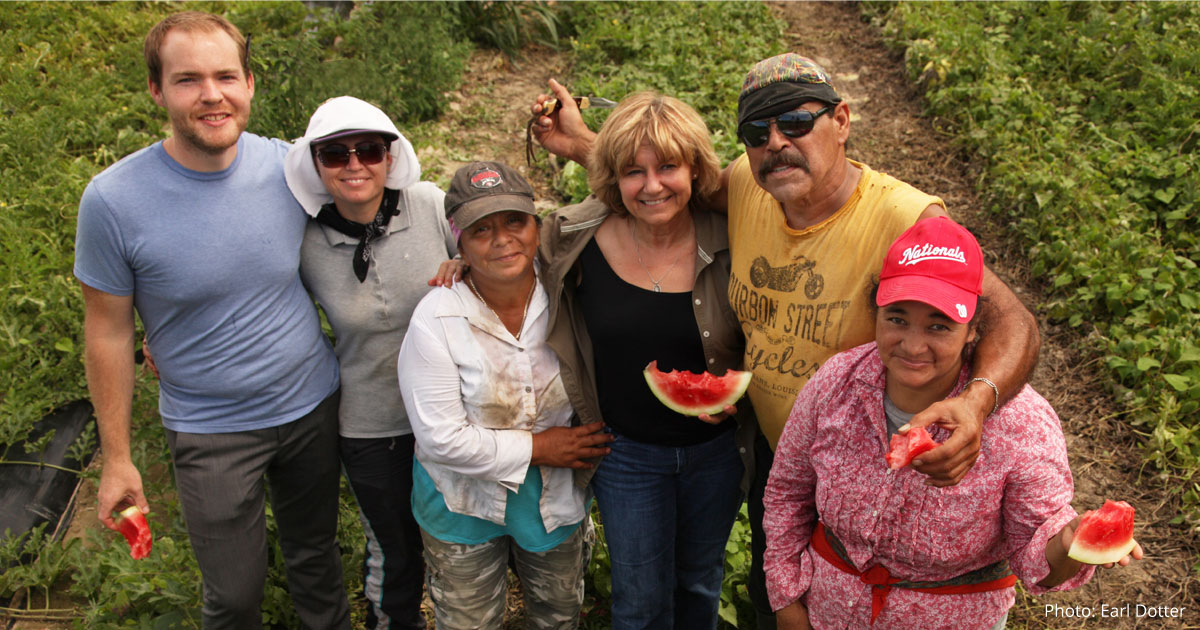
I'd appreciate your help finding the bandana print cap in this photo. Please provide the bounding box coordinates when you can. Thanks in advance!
[737,53,842,127]
[740,53,837,99]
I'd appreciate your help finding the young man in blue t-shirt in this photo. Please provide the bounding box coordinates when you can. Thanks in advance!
[74,12,348,629]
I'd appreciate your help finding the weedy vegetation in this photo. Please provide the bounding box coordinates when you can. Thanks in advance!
[0,1,470,627]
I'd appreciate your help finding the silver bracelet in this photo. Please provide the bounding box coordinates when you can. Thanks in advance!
[967,377,1000,416]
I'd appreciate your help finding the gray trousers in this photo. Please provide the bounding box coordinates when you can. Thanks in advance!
[165,391,349,630]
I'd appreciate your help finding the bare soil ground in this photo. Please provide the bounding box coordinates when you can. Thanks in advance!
[9,3,1197,629]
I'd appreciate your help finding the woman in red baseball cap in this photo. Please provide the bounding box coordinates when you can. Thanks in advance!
[761,217,1142,630]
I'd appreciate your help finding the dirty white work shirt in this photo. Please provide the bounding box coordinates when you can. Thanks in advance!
[397,276,585,531]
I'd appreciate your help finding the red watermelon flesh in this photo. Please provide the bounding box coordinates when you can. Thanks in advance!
[1067,500,1136,565]
[115,506,153,560]
[643,361,752,416]
[885,426,940,470]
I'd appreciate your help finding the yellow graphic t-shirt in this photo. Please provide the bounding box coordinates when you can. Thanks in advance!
[727,155,943,448]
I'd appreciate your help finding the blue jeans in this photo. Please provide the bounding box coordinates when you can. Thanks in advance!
[592,429,745,630]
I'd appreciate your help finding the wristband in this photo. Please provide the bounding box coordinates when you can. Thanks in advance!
[967,377,1000,416]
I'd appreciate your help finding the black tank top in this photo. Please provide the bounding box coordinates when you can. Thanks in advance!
[577,238,734,446]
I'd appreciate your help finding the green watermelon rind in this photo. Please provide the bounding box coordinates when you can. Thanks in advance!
[1066,500,1136,565]
[1067,538,1136,565]
[643,361,753,417]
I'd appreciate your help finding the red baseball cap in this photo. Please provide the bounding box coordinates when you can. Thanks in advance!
[876,216,983,324]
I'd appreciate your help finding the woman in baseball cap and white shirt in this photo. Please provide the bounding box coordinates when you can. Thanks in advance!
[396,161,613,629]
[284,96,460,630]
[761,217,1141,630]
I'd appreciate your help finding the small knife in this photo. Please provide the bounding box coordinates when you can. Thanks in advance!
[537,96,619,116]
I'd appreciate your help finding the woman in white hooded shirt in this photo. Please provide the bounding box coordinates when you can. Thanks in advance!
[284,96,457,630]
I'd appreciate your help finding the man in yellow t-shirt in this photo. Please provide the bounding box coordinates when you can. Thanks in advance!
[726,152,942,449]
[529,53,1040,630]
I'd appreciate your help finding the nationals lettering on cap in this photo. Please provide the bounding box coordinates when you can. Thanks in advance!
[876,216,983,324]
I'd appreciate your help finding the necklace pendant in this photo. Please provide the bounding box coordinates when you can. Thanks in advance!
[652,283,662,293]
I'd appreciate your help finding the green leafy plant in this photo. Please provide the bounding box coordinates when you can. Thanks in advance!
[449,1,575,57]
[719,503,755,628]
[580,508,612,628]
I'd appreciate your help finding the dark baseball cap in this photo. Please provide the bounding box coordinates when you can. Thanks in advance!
[444,161,537,240]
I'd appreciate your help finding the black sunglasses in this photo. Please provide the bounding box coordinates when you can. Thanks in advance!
[314,141,389,168]
[738,105,833,148]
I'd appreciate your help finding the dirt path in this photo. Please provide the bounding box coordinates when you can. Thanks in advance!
[419,45,571,208]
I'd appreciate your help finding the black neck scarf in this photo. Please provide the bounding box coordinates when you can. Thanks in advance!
[314,188,400,282]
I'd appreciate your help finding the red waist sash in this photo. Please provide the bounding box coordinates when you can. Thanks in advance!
[810,521,1017,624]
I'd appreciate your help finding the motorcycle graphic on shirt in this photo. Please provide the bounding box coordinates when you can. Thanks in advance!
[748,255,825,300]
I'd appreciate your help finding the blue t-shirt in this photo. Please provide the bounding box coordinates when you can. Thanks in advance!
[74,134,339,433]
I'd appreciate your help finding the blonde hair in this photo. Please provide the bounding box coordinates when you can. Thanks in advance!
[145,12,249,88]
[588,92,720,215]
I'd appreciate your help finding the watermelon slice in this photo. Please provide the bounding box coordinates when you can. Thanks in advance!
[885,426,940,470]
[643,361,752,416]
[1067,500,1136,565]
[115,505,153,559]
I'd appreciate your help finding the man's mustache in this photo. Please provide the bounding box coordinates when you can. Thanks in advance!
[758,151,810,181]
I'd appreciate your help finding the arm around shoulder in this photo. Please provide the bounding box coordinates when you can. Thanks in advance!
[973,267,1040,408]
[906,207,1040,485]
[916,204,1041,404]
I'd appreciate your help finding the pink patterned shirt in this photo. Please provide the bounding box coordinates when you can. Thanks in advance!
[763,343,1094,629]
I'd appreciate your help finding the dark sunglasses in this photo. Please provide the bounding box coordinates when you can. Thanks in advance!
[314,141,389,168]
[738,105,833,148]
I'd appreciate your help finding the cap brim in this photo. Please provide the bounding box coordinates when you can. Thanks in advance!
[312,128,399,144]
[450,194,537,237]
[876,275,977,324]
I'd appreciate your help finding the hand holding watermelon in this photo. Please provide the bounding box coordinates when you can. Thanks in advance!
[697,404,739,426]
[898,395,984,486]
[1040,500,1143,587]
[1064,500,1143,566]
[114,505,153,559]
[885,426,940,470]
